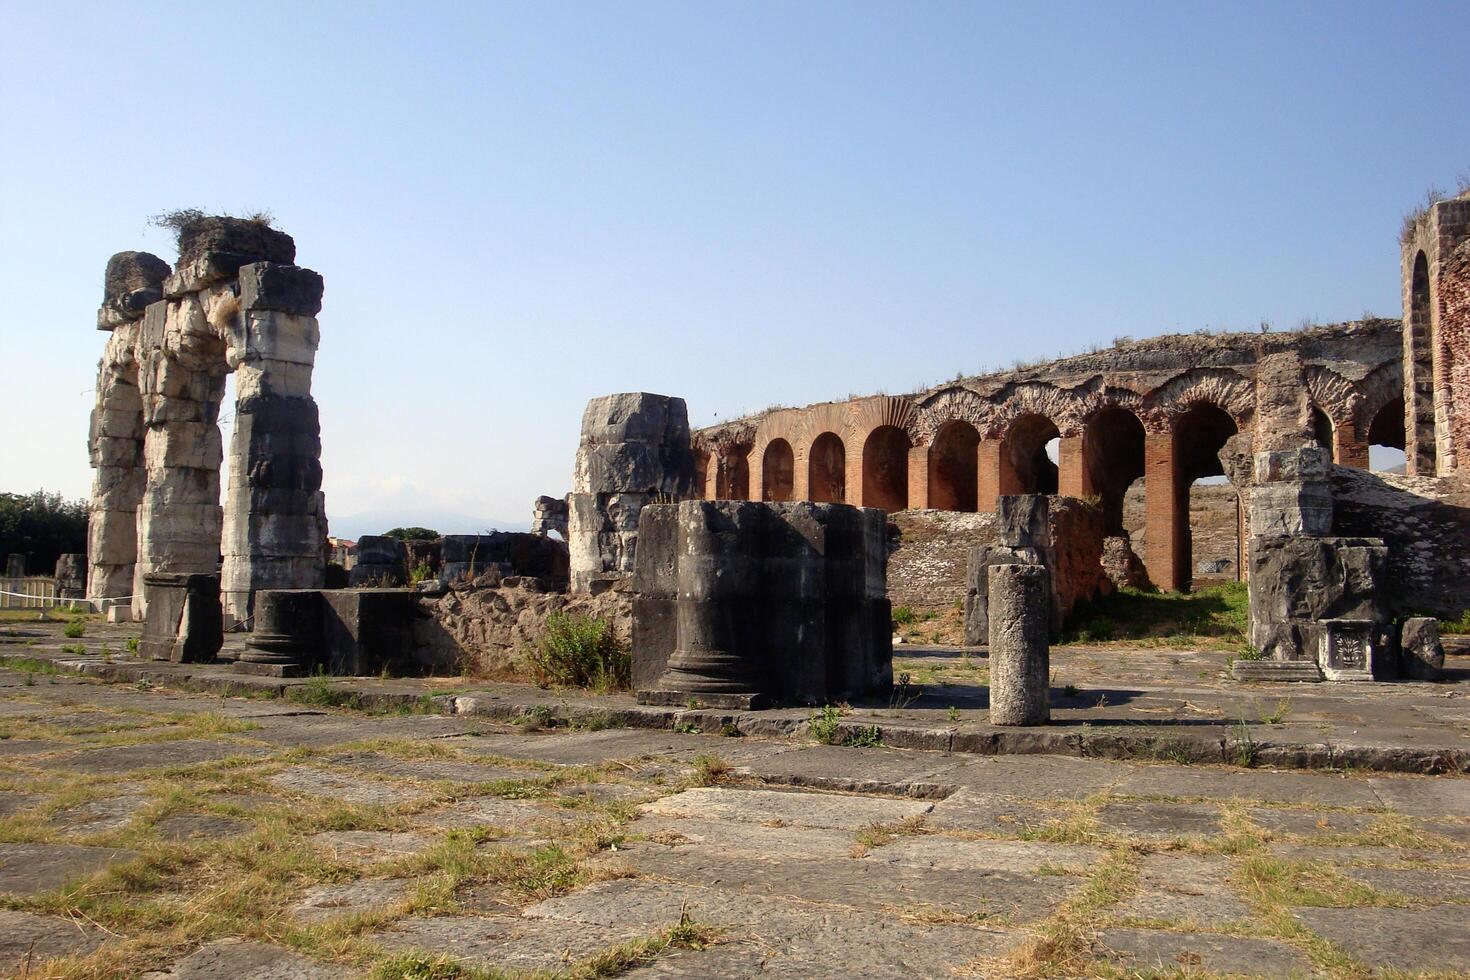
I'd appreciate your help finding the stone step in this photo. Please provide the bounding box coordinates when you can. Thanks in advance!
[1231,660,1323,682]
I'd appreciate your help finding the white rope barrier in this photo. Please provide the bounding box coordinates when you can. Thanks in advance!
[0,589,132,611]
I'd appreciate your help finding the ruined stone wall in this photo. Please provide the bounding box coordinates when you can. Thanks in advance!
[887,510,996,610]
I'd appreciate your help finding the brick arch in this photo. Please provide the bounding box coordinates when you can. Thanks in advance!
[1304,365,1362,430]
[1139,368,1255,433]
[1350,360,1405,437]
[847,395,920,443]
[984,381,1091,438]
[913,385,996,444]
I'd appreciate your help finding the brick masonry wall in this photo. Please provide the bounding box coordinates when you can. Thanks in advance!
[887,509,996,610]
[1123,481,1240,581]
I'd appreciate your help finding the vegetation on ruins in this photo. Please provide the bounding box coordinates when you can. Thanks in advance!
[62,617,85,639]
[526,612,630,691]
[0,490,87,577]
[148,207,274,244]
[384,527,441,541]
[1061,582,1249,651]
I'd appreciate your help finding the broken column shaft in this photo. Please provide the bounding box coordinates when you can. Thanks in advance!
[987,563,1051,726]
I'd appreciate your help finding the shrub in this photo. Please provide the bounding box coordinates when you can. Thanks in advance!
[892,606,917,627]
[809,704,845,744]
[62,618,85,639]
[125,636,139,654]
[384,527,440,541]
[527,613,629,691]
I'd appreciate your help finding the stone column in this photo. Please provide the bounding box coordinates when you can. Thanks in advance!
[134,294,228,621]
[87,252,167,609]
[567,392,695,593]
[1143,428,1185,592]
[54,555,86,602]
[220,262,327,622]
[988,563,1050,726]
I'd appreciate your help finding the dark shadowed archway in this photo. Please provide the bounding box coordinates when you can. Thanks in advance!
[862,425,910,511]
[1176,403,1240,585]
[762,439,794,502]
[928,420,980,511]
[1084,407,1145,534]
[1001,413,1060,495]
[809,432,846,503]
[1369,395,1407,472]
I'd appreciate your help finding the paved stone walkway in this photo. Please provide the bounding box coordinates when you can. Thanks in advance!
[0,659,1467,977]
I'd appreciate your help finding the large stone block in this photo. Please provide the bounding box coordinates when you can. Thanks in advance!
[1400,617,1445,680]
[141,572,222,664]
[176,216,295,268]
[574,443,695,496]
[1250,482,1333,537]
[1247,535,1387,628]
[321,589,417,675]
[634,500,890,707]
[100,251,169,328]
[996,495,1050,548]
[579,392,691,446]
[144,422,223,471]
[87,514,137,565]
[1254,446,1330,483]
[239,262,324,316]
[438,533,567,582]
[235,311,319,367]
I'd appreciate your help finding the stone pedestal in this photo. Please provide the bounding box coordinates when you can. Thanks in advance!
[349,536,407,587]
[140,572,222,664]
[239,589,322,676]
[987,564,1051,726]
[1400,617,1445,680]
[4,555,23,578]
[634,500,890,707]
[53,555,86,601]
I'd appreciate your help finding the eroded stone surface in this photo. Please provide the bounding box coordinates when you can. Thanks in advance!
[863,836,1102,874]
[143,938,351,978]
[1294,906,1470,971]
[307,831,428,863]
[0,842,137,896]
[291,878,411,922]
[1098,927,1314,976]
[1116,854,1253,926]
[1096,800,1222,839]
[0,909,110,972]
[640,787,933,830]
[374,913,647,973]
[267,765,420,807]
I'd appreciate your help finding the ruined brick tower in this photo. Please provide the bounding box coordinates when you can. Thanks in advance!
[1401,193,1470,476]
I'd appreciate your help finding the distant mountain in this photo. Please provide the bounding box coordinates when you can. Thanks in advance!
[327,507,529,541]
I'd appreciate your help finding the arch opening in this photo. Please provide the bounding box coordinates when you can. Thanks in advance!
[808,432,846,503]
[762,439,794,502]
[1177,403,1241,586]
[693,451,709,500]
[720,449,750,500]
[862,425,910,511]
[1368,395,1408,472]
[1001,413,1060,495]
[1311,406,1334,458]
[1084,407,1145,535]
[928,420,980,512]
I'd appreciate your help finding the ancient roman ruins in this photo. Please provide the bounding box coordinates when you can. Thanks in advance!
[66,191,1470,691]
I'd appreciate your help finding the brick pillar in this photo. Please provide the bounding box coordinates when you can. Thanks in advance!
[1056,435,1089,498]
[749,447,765,503]
[1143,428,1187,592]
[846,439,865,507]
[908,445,930,509]
[792,445,810,501]
[978,439,1002,512]
[1333,422,1369,470]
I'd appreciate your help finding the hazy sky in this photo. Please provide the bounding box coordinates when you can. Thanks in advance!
[2,1,1467,537]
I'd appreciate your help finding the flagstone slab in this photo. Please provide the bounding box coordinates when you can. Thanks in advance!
[640,787,933,831]
[1116,853,1254,926]
[267,765,425,807]
[1098,927,1314,976]
[1294,905,1470,971]
[0,909,110,972]
[0,842,137,896]
[141,938,352,978]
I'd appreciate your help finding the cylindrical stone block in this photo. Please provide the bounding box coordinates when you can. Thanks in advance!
[241,589,322,668]
[988,563,1050,726]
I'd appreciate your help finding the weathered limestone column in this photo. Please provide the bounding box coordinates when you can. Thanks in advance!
[54,555,86,602]
[87,251,168,609]
[220,262,327,621]
[988,563,1050,725]
[133,293,229,620]
[567,392,695,593]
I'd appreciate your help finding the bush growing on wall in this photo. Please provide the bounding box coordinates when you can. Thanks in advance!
[527,613,630,692]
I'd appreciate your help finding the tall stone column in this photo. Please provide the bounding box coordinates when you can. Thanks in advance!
[87,252,168,610]
[220,263,327,622]
[134,294,228,620]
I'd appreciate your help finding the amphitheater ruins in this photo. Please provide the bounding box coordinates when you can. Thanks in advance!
[75,190,1470,687]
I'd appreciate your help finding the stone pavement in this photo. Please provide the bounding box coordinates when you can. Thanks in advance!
[0,656,1468,977]
[7,617,1469,774]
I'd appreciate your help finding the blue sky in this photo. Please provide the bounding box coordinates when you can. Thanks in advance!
[2,1,1466,537]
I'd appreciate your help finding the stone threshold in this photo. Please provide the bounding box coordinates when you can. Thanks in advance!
[15,653,1467,776]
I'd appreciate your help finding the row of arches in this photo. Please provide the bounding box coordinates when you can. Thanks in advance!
[694,393,1408,593]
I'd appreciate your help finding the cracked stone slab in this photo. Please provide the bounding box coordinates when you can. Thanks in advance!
[0,739,65,756]
[1246,806,1378,837]
[141,937,352,978]
[417,795,582,831]
[1338,864,1470,901]
[610,842,1072,924]
[528,878,1018,978]
[863,836,1103,874]
[53,793,150,833]
[1096,800,1222,839]
[1098,927,1314,976]
[640,787,933,831]
[42,739,268,774]
[372,913,649,973]
[0,909,110,972]
[153,813,251,841]
[1108,766,1383,808]
[291,878,412,922]
[923,788,1059,834]
[631,814,856,859]
[307,831,428,863]
[0,842,137,896]
[267,765,426,807]
[1294,905,1470,971]
[1116,853,1253,925]
[327,751,533,785]
[0,790,38,816]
